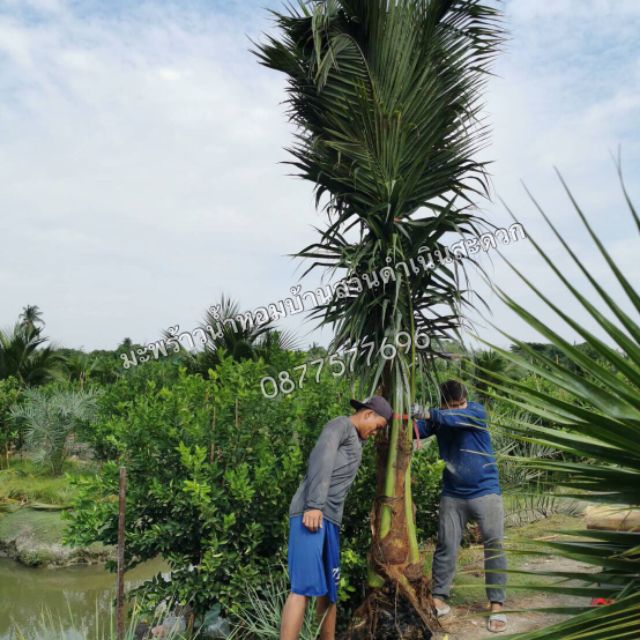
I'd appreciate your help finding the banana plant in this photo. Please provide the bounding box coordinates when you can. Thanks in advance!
[253,0,503,633]
[470,164,640,639]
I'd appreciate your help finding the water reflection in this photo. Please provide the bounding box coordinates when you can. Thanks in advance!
[0,555,170,639]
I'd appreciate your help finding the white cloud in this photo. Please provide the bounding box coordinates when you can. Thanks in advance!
[0,0,637,354]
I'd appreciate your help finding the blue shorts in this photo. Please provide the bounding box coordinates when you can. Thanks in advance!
[287,514,341,603]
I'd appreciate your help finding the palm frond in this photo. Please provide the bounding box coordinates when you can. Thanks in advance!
[470,168,640,638]
[253,0,505,393]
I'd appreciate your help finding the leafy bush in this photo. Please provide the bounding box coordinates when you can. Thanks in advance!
[0,375,22,468]
[63,354,376,625]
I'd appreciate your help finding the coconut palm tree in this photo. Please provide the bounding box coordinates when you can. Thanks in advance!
[470,349,509,402]
[61,351,98,388]
[172,295,302,376]
[18,304,44,336]
[254,0,504,633]
[469,166,640,638]
[0,311,62,385]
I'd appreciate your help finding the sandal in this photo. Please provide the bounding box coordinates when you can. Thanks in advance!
[435,602,451,618]
[487,612,507,633]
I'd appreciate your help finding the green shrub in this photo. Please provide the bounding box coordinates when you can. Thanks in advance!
[63,354,364,625]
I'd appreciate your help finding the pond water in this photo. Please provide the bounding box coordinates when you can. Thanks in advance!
[0,555,170,639]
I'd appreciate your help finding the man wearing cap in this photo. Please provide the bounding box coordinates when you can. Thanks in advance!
[280,395,393,640]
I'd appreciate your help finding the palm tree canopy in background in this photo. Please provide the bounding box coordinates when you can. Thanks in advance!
[0,305,63,386]
[165,295,302,378]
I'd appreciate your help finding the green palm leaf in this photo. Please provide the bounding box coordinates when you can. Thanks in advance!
[470,165,640,638]
[254,0,504,631]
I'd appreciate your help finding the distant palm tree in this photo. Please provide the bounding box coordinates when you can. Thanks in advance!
[61,351,97,388]
[471,349,508,401]
[170,295,301,376]
[200,294,276,361]
[9,387,99,475]
[18,304,44,336]
[0,311,62,385]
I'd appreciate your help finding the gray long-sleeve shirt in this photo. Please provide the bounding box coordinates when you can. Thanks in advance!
[289,415,364,527]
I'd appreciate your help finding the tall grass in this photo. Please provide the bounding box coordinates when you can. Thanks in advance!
[228,567,327,640]
[0,457,96,506]
[8,594,194,640]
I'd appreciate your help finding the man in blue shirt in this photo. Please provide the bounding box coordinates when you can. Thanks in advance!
[412,379,507,633]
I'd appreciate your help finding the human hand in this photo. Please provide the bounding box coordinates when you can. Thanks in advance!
[410,403,425,419]
[302,509,323,532]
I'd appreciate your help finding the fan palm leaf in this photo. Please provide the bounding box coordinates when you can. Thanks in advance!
[468,164,640,638]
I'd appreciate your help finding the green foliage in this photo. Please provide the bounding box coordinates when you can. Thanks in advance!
[175,295,302,377]
[470,349,509,403]
[411,441,445,542]
[0,457,94,504]
[229,569,326,640]
[472,169,640,638]
[57,349,99,385]
[9,386,99,476]
[0,376,22,468]
[63,354,376,623]
[0,306,64,386]
[83,359,183,461]
[8,594,192,640]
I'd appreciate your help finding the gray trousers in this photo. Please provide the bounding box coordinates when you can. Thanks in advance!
[431,493,507,604]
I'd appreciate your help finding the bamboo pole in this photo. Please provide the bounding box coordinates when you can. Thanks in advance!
[117,465,127,640]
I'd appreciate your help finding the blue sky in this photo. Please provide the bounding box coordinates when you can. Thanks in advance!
[0,0,638,352]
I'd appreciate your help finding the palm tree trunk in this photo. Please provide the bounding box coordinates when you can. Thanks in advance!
[347,368,435,637]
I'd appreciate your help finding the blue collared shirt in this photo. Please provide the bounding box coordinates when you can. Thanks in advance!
[414,401,501,499]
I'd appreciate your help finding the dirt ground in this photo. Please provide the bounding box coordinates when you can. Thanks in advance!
[430,554,595,639]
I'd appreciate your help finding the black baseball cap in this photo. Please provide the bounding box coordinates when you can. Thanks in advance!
[349,395,394,424]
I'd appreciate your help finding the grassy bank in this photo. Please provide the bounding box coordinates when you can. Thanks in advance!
[0,457,114,567]
[0,457,97,505]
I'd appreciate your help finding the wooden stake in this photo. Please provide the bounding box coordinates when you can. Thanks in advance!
[117,465,127,640]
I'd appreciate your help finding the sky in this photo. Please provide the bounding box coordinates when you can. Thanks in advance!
[0,0,638,354]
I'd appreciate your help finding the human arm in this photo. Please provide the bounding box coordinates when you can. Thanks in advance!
[412,418,436,440]
[302,420,344,529]
[429,404,486,430]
